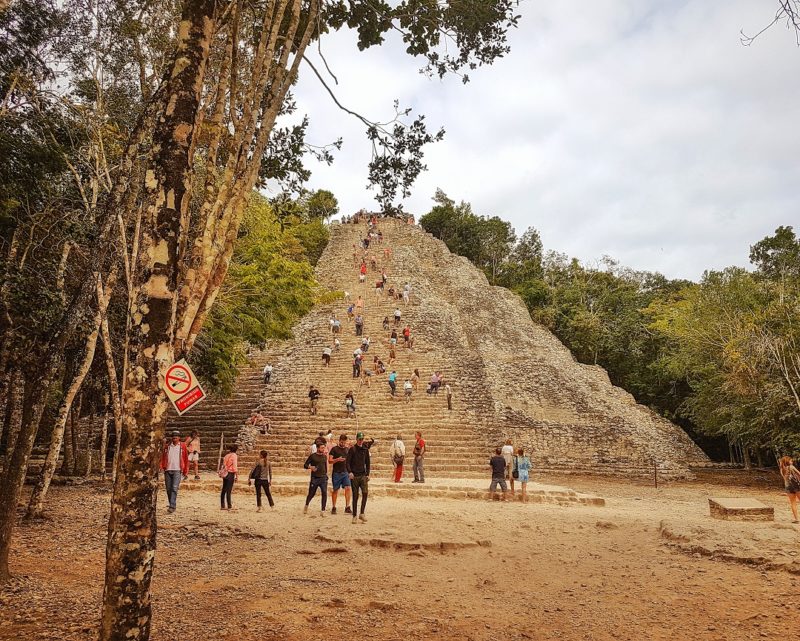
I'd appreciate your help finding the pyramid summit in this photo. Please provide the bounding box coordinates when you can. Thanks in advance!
[176,217,708,478]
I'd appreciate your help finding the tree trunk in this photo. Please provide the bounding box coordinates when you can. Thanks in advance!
[99,305,123,482]
[742,446,752,471]
[99,413,109,480]
[70,395,82,474]
[754,448,764,469]
[3,372,24,469]
[0,376,49,583]
[27,312,101,518]
[99,3,217,639]
[61,415,74,475]
[728,438,736,465]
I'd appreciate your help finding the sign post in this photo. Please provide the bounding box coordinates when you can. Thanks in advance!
[163,359,206,415]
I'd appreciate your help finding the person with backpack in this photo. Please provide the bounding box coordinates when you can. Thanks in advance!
[387,370,397,396]
[219,444,239,511]
[346,432,371,523]
[390,434,405,483]
[160,430,189,513]
[303,442,329,515]
[412,431,426,483]
[248,450,274,512]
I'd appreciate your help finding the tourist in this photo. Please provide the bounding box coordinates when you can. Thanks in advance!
[360,366,373,388]
[515,447,531,502]
[382,316,390,331]
[262,363,273,384]
[445,382,453,411]
[394,307,402,325]
[402,325,411,347]
[355,313,364,337]
[501,438,515,493]
[325,430,334,452]
[413,431,426,483]
[375,357,386,374]
[403,378,413,402]
[303,442,328,515]
[390,434,405,483]
[332,316,341,335]
[347,303,355,320]
[402,283,410,304]
[388,370,397,396]
[219,444,239,510]
[334,336,340,352]
[160,430,189,513]
[411,368,420,390]
[248,450,274,512]
[361,336,371,353]
[779,456,800,523]
[328,434,352,515]
[310,432,326,454]
[427,372,440,395]
[346,432,371,523]
[388,345,396,365]
[355,295,364,313]
[389,328,398,345]
[308,385,320,415]
[359,262,367,283]
[329,314,337,333]
[185,430,201,480]
[375,280,383,298]
[488,448,508,500]
[245,410,271,435]
[323,345,332,367]
[352,354,361,378]
[345,391,356,417]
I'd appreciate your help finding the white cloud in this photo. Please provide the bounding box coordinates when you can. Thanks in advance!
[288,0,800,280]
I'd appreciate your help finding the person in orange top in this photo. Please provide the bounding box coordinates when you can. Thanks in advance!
[160,430,189,513]
[219,444,239,511]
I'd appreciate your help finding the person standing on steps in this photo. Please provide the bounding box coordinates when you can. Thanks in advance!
[248,450,274,512]
[445,382,453,411]
[779,456,800,523]
[388,344,397,366]
[390,434,406,483]
[412,431,426,483]
[347,303,355,320]
[388,370,398,396]
[262,362,273,384]
[219,444,239,511]
[394,307,402,326]
[355,313,364,337]
[515,447,531,502]
[323,345,332,367]
[382,316,390,331]
[345,391,356,417]
[303,442,329,515]
[411,368,420,391]
[347,432,371,523]
[389,328,398,346]
[402,325,411,347]
[403,283,410,305]
[359,262,367,283]
[355,295,364,315]
[328,434,352,515]
[308,385,321,415]
[185,430,201,480]
[501,438,515,494]
[160,430,189,513]
[403,378,413,402]
[488,448,508,500]
[332,316,341,336]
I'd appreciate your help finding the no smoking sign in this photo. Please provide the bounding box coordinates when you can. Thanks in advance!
[163,359,206,415]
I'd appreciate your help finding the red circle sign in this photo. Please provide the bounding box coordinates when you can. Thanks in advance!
[165,364,192,394]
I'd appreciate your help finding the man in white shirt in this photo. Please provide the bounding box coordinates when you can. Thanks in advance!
[390,434,406,483]
[262,363,273,384]
[159,430,188,513]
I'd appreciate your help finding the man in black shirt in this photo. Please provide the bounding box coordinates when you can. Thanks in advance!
[328,434,352,515]
[308,385,320,415]
[346,432,371,524]
[488,448,508,501]
[303,443,328,514]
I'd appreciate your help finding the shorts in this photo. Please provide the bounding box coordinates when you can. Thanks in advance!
[786,478,800,494]
[188,452,199,463]
[332,472,351,490]
[489,477,508,492]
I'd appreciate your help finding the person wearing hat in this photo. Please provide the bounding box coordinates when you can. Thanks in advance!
[160,430,189,513]
[346,432,371,524]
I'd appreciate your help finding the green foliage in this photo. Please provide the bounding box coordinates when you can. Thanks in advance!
[188,194,323,396]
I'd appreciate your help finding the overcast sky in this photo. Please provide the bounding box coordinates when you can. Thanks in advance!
[287,1,800,281]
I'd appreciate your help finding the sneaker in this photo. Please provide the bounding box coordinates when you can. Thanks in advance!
[352,516,357,524]
[331,507,337,515]
[358,514,367,523]
[167,507,175,514]
[303,505,308,514]
[345,506,352,514]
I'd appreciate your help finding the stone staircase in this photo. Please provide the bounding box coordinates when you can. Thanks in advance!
[176,217,709,479]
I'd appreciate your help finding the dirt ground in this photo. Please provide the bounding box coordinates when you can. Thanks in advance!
[1,470,798,641]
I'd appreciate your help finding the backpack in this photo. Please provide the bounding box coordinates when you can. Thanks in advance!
[218,456,228,479]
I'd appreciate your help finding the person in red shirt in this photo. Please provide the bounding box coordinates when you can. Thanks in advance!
[412,431,426,483]
[160,430,189,513]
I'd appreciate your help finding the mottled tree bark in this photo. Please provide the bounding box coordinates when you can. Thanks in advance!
[98,413,109,480]
[1,372,23,474]
[99,2,217,639]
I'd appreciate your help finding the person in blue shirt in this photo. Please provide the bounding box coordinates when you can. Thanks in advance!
[388,370,397,396]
